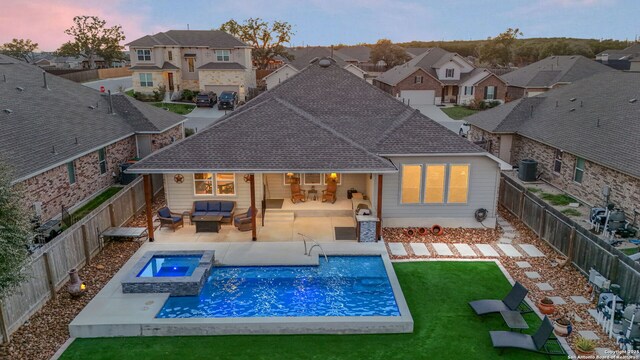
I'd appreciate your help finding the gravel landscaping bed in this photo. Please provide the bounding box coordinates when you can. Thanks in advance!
[4,194,166,360]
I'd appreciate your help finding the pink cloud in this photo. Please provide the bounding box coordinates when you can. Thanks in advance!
[0,0,157,51]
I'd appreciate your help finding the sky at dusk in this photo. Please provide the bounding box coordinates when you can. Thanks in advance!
[1,0,638,51]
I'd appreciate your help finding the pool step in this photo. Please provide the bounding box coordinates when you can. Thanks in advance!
[264,211,295,223]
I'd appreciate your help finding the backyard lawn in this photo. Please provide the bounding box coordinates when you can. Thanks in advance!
[440,106,479,120]
[151,102,195,115]
[70,187,122,223]
[61,262,557,360]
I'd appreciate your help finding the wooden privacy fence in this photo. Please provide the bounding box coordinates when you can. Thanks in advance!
[0,177,156,343]
[97,67,132,80]
[499,175,640,303]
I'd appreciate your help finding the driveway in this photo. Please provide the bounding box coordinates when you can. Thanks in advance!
[183,107,228,131]
[83,76,132,93]
[412,104,462,134]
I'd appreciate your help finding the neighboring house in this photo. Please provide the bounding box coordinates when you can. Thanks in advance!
[373,47,507,106]
[502,55,615,100]
[0,54,186,223]
[405,47,431,57]
[596,43,640,71]
[466,71,640,216]
[264,47,368,89]
[335,45,374,65]
[34,55,85,69]
[126,30,256,100]
[128,57,506,239]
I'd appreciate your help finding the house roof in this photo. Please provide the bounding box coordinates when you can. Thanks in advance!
[405,47,431,57]
[128,59,484,174]
[467,71,640,178]
[126,30,248,48]
[282,47,348,70]
[0,54,185,182]
[501,55,614,88]
[130,61,179,71]
[597,43,640,57]
[334,46,371,63]
[375,47,455,86]
[197,62,246,70]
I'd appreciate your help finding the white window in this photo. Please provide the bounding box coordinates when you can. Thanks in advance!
[484,86,496,100]
[401,164,423,204]
[414,75,423,84]
[216,50,230,62]
[284,173,301,185]
[445,68,455,78]
[447,164,470,203]
[136,49,151,61]
[168,50,173,61]
[97,148,107,174]
[574,157,585,183]
[194,173,214,195]
[303,173,322,185]
[139,73,153,87]
[216,173,236,195]
[424,165,445,203]
[323,173,342,185]
[554,149,563,173]
[464,86,474,95]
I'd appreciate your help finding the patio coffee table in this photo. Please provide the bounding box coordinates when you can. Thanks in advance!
[192,215,223,233]
[500,310,529,332]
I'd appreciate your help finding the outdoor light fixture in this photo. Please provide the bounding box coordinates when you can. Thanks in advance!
[329,173,338,179]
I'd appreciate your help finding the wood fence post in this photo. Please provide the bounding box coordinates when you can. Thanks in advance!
[518,190,526,218]
[0,300,9,344]
[81,224,91,265]
[130,185,137,214]
[108,203,116,227]
[567,227,576,261]
[609,257,620,284]
[538,209,547,238]
[42,252,57,299]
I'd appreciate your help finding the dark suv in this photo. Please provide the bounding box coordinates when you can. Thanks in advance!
[195,92,217,107]
[218,91,238,110]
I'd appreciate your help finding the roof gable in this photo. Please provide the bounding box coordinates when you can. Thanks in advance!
[127,30,247,48]
[502,55,614,88]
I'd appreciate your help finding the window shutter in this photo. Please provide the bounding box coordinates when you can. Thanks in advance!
[484,86,488,100]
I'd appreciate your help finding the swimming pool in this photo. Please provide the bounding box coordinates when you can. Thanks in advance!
[157,256,400,318]
[137,255,201,277]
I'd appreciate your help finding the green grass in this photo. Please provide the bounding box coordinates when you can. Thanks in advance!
[71,187,122,222]
[621,247,640,256]
[527,187,542,193]
[125,89,135,97]
[561,208,582,217]
[61,262,557,360]
[540,192,576,206]
[440,106,479,120]
[151,102,195,115]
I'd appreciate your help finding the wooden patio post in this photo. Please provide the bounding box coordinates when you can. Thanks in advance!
[249,174,257,241]
[143,174,155,242]
[376,174,383,241]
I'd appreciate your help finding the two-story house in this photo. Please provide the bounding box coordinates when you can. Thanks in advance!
[373,47,507,106]
[127,30,256,100]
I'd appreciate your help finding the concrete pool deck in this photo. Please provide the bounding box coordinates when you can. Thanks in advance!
[69,241,414,337]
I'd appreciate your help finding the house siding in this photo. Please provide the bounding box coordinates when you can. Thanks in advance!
[381,155,500,228]
[392,69,443,98]
[511,135,640,215]
[20,137,137,221]
[263,173,368,201]
[265,66,299,90]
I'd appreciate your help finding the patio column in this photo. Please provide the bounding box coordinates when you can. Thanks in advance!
[249,173,257,241]
[376,174,383,241]
[143,174,154,242]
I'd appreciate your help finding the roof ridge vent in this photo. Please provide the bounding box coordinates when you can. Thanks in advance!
[569,97,576,102]
[630,98,637,103]
[3,109,12,114]
[16,86,24,92]
[569,108,576,112]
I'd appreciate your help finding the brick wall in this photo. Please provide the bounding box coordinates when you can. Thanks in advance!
[392,69,442,97]
[475,75,507,102]
[511,135,640,215]
[20,137,137,221]
[151,124,184,152]
[468,125,501,156]
[506,86,526,101]
[373,79,394,95]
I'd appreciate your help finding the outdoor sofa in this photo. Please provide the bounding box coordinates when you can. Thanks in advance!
[191,200,236,224]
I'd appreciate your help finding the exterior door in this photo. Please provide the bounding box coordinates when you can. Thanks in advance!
[168,73,175,92]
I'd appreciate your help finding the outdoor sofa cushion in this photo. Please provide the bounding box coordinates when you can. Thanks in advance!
[207,202,221,212]
[158,207,171,218]
[194,202,208,212]
[192,201,236,220]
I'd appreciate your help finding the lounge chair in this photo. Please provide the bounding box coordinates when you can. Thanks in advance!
[469,281,531,315]
[234,207,256,232]
[291,181,306,204]
[490,316,566,356]
[322,180,337,203]
[157,207,184,231]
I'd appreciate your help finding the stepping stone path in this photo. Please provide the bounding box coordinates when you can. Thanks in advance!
[433,243,454,256]
[570,296,590,305]
[519,244,545,257]
[536,282,554,291]
[548,296,566,305]
[501,232,516,239]
[578,330,600,340]
[525,271,541,279]
[410,243,430,256]
[453,244,476,257]
[516,261,532,268]
[388,243,407,256]
[497,244,523,257]
[476,244,500,257]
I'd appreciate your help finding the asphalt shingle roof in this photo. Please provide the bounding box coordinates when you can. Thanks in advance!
[197,62,246,70]
[130,62,179,71]
[502,55,614,88]
[375,47,452,86]
[282,47,347,70]
[334,46,372,63]
[467,71,640,178]
[126,30,248,48]
[129,59,484,173]
[0,54,184,182]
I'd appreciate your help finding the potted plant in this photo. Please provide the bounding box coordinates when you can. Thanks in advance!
[553,315,572,337]
[574,336,596,356]
[537,297,556,315]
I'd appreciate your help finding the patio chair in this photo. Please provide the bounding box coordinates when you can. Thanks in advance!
[291,181,306,204]
[234,207,256,232]
[490,316,566,356]
[322,180,337,203]
[157,207,184,231]
[469,281,531,315]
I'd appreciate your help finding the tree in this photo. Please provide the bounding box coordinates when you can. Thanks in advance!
[539,40,594,58]
[219,18,294,70]
[370,39,411,67]
[56,16,125,69]
[477,28,523,67]
[0,159,31,299]
[0,38,38,63]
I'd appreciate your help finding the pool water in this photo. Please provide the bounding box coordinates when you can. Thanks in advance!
[157,256,400,318]
[137,255,201,278]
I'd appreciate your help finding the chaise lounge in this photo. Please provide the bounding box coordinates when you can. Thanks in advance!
[490,316,566,356]
[469,281,531,315]
[191,200,236,224]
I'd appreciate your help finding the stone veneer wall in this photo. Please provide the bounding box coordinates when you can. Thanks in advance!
[151,124,184,152]
[20,136,137,221]
[511,135,640,215]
